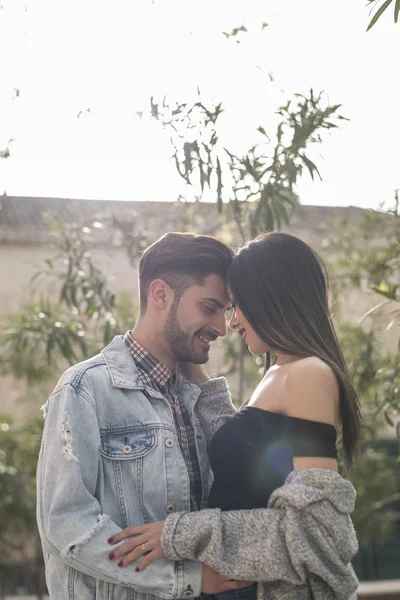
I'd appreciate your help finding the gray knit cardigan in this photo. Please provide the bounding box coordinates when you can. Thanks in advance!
[161,378,359,600]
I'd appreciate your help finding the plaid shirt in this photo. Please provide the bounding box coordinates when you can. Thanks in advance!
[123,331,203,511]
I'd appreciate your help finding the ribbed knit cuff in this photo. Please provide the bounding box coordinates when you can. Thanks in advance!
[161,512,187,561]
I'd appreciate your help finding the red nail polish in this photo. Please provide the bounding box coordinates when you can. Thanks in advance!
[108,537,114,544]
[108,553,115,560]
[118,560,124,567]
[135,567,140,572]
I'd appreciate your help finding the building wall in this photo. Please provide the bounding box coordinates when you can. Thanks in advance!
[1,210,398,424]
[0,243,139,421]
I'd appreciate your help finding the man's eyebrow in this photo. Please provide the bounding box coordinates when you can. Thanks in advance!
[201,297,228,309]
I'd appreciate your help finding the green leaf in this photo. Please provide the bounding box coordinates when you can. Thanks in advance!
[301,154,322,181]
[395,0,400,22]
[325,104,342,116]
[199,158,205,192]
[371,283,398,300]
[379,282,390,293]
[257,126,270,139]
[384,411,394,427]
[60,281,68,305]
[150,97,159,119]
[216,157,223,214]
[367,0,393,31]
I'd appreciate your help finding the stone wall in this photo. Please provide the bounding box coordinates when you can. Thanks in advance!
[0,198,397,423]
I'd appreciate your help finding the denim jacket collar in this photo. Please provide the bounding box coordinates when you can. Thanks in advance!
[102,335,152,391]
[102,336,193,399]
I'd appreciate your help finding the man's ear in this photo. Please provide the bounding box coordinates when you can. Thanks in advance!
[148,279,174,309]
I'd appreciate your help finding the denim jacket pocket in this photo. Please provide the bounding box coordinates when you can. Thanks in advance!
[100,426,160,527]
[100,426,157,460]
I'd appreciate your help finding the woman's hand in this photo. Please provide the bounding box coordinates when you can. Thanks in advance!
[108,521,165,571]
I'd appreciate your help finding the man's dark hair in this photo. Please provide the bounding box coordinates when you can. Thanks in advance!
[138,232,234,314]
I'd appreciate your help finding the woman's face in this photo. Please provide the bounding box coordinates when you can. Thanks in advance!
[228,293,269,356]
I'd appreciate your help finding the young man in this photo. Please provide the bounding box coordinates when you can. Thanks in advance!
[36,232,244,599]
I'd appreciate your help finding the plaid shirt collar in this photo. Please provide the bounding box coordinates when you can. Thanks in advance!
[123,330,173,390]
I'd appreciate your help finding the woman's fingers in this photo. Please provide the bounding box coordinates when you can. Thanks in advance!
[109,525,147,544]
[108,521,165,568]
[118,541,153,567]
[109,533,148,562]
[109,520,164,546]
[136,546,164,570]
[112,538,163,569]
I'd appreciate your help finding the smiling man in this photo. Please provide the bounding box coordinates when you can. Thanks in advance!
[36,232,245,600]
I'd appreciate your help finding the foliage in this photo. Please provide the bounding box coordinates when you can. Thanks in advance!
[0,215,138,384]
[0,299,87,382]
[334,322,400,543]
[0,416,40,540]
[35,215,117,319]
[327,192,400,429]
[329,194,400,543]
[0,415,46,597]
[1,193,400,569]
[109,213,151,267]
[0,214,140,595]
[330,191,400,304]
[348,446,400,544]
[338,322,397,432]
[150,89,347,238]
[366,0,400,30]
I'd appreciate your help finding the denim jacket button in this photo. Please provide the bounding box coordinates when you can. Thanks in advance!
[166,503,176,513]
[183,587,193,596]
[122,444,132,454]
[165,439,174,448]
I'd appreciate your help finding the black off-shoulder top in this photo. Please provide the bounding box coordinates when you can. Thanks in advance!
[207,406,337,511]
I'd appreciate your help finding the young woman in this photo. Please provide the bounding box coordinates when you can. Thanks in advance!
[108,233,362,600]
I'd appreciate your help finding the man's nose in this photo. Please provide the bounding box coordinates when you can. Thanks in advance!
[229,311,238,331]
[213,313,227,338]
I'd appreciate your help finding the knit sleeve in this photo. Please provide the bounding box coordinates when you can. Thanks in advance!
[193,377,236,443]
[161,470,359,599]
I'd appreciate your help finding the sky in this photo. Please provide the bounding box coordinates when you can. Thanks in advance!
[0,0,399,209]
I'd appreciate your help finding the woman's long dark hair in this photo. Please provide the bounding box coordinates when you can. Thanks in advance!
[228,232,361,466]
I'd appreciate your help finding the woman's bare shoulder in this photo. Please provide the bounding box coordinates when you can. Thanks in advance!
[282,357,339,425]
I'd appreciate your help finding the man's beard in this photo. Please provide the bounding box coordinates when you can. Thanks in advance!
[164,301,213,364]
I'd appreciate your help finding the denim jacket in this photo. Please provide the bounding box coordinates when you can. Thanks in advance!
[36,335,236,600]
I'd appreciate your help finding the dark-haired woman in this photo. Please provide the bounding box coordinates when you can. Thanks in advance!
[109,233,361,600]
